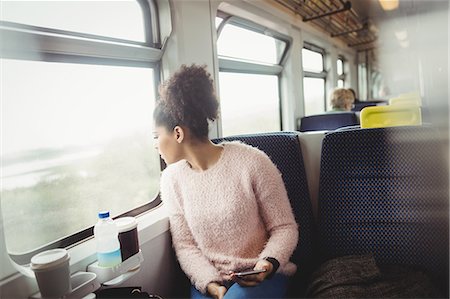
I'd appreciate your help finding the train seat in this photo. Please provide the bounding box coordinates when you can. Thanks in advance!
[214,132,317,296]
[317,126,449,295]
[298,112,359,132]
[351,101,378,112]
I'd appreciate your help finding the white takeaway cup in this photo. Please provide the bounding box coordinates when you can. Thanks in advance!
[31,249,71,298]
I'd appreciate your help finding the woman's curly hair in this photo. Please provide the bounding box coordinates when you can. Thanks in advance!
[153,64,219,140]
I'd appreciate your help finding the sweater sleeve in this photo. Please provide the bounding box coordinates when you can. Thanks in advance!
[251,152,299,269]
[160,170,222,294]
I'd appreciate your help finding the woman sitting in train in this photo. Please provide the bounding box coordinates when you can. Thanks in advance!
[153,64,298,299]
[329,88,355,112]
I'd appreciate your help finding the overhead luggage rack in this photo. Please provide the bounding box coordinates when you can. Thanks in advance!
[273,0,378,51]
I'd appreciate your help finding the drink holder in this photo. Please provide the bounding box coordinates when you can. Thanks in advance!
[87,250,144,285]
[30,272,100,299]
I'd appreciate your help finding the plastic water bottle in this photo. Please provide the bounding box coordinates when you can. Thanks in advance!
[94,211,122,267]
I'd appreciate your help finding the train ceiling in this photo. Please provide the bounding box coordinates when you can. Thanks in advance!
[274,0,378,52]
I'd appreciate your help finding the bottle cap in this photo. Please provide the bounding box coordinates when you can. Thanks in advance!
[98,211,110,219]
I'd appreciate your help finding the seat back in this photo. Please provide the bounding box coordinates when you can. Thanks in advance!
[318,126,449,293]
[351,101,378,111]
[213,132,316,295]
[299,112,358,132]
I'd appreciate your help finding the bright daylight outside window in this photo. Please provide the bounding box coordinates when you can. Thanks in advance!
[217,22,286,65]
[217,17,286,136]
[1,1,145,42]
[337,57,345,88]
[219,72,280,136]
[303,77,325,116]
[0,0,160,256]
[302,46,326,115]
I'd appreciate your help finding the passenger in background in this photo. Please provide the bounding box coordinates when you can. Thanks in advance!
[153,65,298,299]
[348,88,361,104]
[329,88,355,112]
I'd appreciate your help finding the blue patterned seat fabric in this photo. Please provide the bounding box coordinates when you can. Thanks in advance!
[318,126,449,293]
[213,131,316,296]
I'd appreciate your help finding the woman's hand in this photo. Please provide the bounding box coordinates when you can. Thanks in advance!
[231,259,274,287]
[206,282,227,299]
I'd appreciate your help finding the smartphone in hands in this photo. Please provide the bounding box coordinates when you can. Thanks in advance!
[233,269,267,278]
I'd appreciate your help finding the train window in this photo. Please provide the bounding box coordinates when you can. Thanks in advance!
[337,58,344,75]
[1,1,146,43]
[217,14,288,136]
[303,77,326,115]
[1,59,160,254]
[0,0,162,261]
[358,63,368,101]
[371,70,384,99]
[219,72,280,136]
[337,56,345,87]
[302,48,324,73]
[217,20,287,65]
[302,44,327,115]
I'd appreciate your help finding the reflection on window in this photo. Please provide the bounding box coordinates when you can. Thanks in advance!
[303,77,325,116]
[302,48,324,73]
[219,72,280,136]
[2,1,145,42]
[217,23,286,64]
[1,59,160,253]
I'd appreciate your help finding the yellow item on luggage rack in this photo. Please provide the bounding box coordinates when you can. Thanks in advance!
[360,105,422,128]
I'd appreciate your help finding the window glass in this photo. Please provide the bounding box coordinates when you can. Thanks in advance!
[1,1,145,42]
[358,63,368,101]
[217,23,286,65]
[371,71,385,99]
[338,79,344,88]
[302,48,323,73]
[219,72,280,136]
[303,77,325,116]
[337,58,344,75]
[302,45,326,115]
[1,59,160,253]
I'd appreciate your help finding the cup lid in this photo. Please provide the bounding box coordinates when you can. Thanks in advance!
[115,217,137,232]
[31,249,70,271]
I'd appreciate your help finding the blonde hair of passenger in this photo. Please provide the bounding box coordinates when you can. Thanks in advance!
[330,88,355,111]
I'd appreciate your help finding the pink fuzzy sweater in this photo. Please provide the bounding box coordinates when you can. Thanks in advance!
[161,141,299,293]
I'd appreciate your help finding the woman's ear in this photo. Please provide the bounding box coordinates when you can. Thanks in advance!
[173,126,185,143]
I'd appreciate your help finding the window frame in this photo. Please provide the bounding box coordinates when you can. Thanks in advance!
[1,0,163,264]
[302,42,327,114]
[216,12,291,133]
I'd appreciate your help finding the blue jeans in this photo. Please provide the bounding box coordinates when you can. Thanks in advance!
[190,274,289,299]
